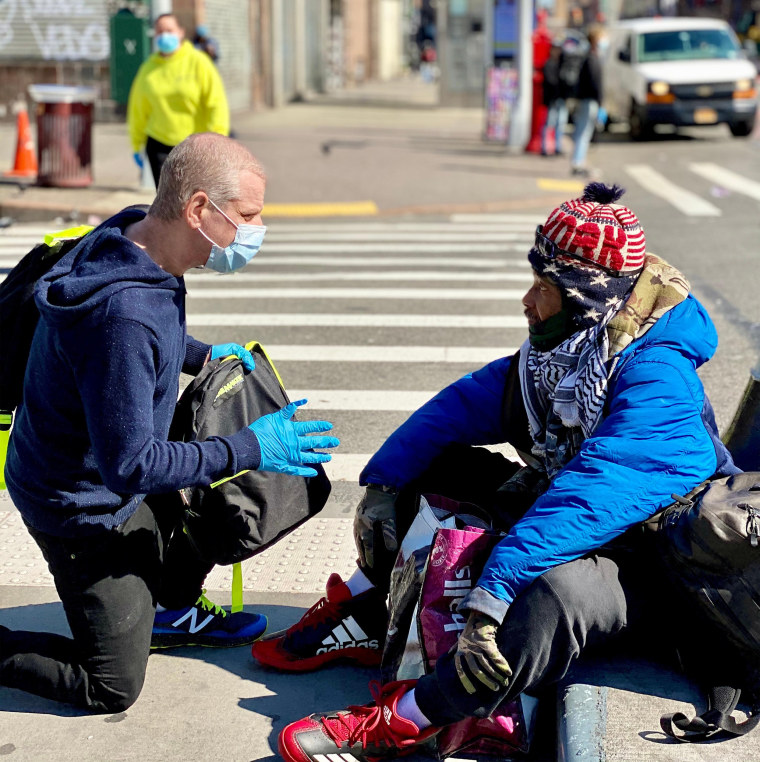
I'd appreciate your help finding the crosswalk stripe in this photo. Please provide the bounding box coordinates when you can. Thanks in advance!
[215,256,527,267]
[265,221,537,232]
[266,231,532,242]
[450,214,540,223]
[187,287,526,300]
[290,390,435,410]
[259,242,529,253]
[188,270,532,282]
[323,454,371,482]
[0,224,54,234]
[0,268,531,284]
[259,345,513,363]
[625,165,721,217]
[324,447,520,482]
[689,162,760,202]
[0,255,530,269]
[186,313,525,328]
[0,232,50,241]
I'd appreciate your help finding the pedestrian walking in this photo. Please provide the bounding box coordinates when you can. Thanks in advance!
[541,41,569,156]
[571,26,604,176]
[127,14,230,187]
[193,24,220,63]
[0,132,339,714]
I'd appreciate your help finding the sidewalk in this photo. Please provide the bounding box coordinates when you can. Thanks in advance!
[0,76,580,224]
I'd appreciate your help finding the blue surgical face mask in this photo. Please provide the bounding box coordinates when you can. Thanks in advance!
[198,199,266,274]
[156,32,180,55]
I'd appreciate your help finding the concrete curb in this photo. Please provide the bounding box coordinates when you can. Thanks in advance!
[557,683,607,761]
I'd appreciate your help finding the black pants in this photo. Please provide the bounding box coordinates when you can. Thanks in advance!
[0,500,212,713]
[145,136,174,187]
[415,547,670,725]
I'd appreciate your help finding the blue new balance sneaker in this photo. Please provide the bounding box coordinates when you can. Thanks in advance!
[152,591,267,649]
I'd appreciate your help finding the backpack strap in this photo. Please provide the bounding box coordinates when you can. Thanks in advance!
[231,561,243,613]
[42,224,94,249]
[660,686,760,742]
[0,409,11,490]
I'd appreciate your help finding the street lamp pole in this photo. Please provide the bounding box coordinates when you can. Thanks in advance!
[508,0,534,148]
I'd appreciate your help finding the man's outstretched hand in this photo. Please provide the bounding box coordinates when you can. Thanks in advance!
[248,399,339,477]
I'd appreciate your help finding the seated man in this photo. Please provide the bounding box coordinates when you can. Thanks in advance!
[252,183,738,761]
[0,133,339,713]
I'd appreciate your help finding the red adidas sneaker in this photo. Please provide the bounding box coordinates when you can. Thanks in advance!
[251,573,388,672]
[278,680,439,762]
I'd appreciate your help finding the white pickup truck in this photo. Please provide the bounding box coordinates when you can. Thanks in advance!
[603,17,758,139]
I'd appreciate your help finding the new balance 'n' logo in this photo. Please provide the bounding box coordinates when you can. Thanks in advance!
[316,616,379,654]
[171,608,215,634]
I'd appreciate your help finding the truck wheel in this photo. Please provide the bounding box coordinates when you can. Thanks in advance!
[629,102,653,141]
[730,119,755,137]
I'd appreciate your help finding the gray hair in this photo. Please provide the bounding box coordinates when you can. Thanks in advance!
[149,133,266,221]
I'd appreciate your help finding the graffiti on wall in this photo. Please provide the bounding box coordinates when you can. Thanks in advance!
[0,0,110,61]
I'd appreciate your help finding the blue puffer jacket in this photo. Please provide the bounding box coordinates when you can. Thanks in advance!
[360,295,738,622]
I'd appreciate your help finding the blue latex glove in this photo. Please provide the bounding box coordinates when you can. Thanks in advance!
[248,398,339,477]
[210,343,255,371]
[133,152,144,170]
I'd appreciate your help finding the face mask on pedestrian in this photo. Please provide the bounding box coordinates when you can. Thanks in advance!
[198,199,267,274]
[156,32,180,55]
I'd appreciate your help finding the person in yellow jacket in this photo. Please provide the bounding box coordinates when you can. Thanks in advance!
[128,13,230,186]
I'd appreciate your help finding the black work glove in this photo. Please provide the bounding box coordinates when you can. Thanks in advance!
[353,484,398,571]
[453,611,512,695]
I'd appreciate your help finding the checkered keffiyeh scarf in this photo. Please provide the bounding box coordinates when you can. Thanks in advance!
[519,254,690,479]
[520,308,616,478]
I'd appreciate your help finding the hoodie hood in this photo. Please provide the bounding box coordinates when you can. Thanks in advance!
[620,294,717,370]
[36,208,181,327]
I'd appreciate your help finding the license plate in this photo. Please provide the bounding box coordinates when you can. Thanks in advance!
[694,108,718,124]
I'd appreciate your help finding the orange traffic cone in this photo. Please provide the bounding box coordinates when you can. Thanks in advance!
[4,107,38,178]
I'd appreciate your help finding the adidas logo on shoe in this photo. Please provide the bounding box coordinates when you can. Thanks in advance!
[251,574,386,672]
[316,615,380,654]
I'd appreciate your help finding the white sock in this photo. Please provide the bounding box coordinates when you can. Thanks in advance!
[396,688,432,730]
[345,567,375,598]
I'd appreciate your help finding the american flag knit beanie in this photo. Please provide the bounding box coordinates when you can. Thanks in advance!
[528,182,646,330]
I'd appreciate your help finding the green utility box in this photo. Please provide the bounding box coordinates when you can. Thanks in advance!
[110,8,151,105]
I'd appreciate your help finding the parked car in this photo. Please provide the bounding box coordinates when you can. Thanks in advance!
[603,17,758,139]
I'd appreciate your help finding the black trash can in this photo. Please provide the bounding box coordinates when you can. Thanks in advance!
[28,84,97,188]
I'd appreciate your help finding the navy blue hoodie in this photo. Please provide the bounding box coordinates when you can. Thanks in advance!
[5,209,261,537]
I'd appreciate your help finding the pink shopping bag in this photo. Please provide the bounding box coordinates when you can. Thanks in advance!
[419,525,534,758]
